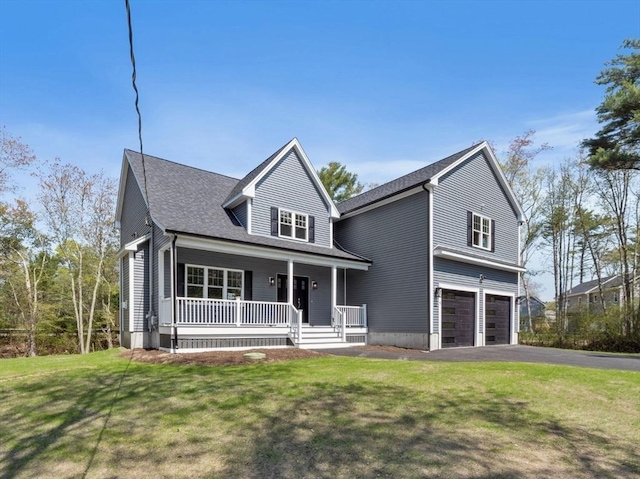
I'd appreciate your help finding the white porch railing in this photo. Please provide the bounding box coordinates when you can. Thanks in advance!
[176,297,292,326]
[336,304,367,327]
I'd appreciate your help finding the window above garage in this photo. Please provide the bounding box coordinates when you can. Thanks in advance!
[468,211,495,252]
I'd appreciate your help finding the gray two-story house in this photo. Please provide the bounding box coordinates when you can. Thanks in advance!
[116,139,523,352]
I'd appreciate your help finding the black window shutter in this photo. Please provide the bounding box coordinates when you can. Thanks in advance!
[176,263,185,297]
[467,211,473,247]
[244,271,253,300]
[271,207,278,236]
[490,219,496,252]
[308,215,315,243]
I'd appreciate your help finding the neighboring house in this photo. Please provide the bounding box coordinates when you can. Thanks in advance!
[519,296,546,319]
[566,275,639,313]
[116,139,524,352]
[518,296,546,331]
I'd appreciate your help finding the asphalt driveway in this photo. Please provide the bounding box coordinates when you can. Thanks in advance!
[320,344,640,371]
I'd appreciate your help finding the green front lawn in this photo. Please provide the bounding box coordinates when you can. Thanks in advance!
[1,349,639,478]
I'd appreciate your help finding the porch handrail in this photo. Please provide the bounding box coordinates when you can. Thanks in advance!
[336,304,367,327]
[333,306,346,342]
[175,297,291,326]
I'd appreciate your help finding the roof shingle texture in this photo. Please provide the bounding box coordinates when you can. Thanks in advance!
[337,143,482,214]
[124,150,368,262]
[567,275,620,295]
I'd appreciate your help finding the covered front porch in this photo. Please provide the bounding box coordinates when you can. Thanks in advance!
[156,234,369,352]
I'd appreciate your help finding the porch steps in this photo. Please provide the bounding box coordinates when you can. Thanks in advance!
[296,325,361,349]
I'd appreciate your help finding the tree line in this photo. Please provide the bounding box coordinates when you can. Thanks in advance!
[0,128,118,357]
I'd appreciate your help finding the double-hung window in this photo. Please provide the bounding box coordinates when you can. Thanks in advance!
[186,265,243,300]
[472,213,492,250]
[279,209,308,241]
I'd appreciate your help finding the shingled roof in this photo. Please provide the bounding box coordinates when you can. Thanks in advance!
[337,143,483,215]
[566,275,620,296]
[122,149,369,263]
[223,141,289,206]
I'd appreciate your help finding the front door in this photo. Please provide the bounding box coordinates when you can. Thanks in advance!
[277,275,309,323]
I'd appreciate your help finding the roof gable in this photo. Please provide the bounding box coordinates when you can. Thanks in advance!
[118,149,366,263]
[337,142,525,221]
[223,138,340,218]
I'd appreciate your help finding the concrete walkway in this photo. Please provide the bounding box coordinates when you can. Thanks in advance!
[319,344,640,372]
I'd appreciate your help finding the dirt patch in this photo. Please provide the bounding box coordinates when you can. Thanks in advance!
[124,347,327,366]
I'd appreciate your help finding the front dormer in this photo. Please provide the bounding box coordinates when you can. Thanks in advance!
[223,139,338,249]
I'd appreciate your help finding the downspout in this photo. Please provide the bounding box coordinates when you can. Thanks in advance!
[147,215,155,333]
[171,233,178,351]
[422,180,436,350]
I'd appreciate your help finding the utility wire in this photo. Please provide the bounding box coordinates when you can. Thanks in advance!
[125,0,150,217]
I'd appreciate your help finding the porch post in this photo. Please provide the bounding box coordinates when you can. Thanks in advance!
[287,260,294,306]
[331,265,337,319]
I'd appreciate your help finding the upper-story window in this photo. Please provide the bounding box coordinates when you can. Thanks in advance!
[279,209,308,241]
[472,213,492,250]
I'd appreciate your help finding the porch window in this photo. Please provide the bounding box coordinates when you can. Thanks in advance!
[472,213,491,250]
[279,208,308,241]
[185,265,243,300]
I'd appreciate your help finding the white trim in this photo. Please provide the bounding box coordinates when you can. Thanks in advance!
[430,142,524,221]
[172,234,370,271]
[118,254,123,344]
[128,252,134,333]
[471,212,492,251]
[437,283,480,349]
[337,185,424,220]
[433,247,525,273]
[278,208,309,242]
[287,262,294,305]
[246,199,252,234]
[117,234,151,258]
[482,289,517,346]
[222,138,340,218]
[184,264,244,300]
[331,265,337,319]
[329,219,333,248]
[425,184,435,344]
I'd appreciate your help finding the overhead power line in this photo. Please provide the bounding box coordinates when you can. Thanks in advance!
[125,0,150,216]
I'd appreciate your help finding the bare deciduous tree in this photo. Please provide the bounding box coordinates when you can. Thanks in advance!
[38,163,117,354]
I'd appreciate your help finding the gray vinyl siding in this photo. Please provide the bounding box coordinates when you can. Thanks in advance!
[252,150,332,248]
[177,248,333,325]
[335,190,430,333]
[163,249,171,297]
[232,202,247,229]
[433,257,518,334]
[120,165,150,247]
[151,222,169,316]
[121,255,130,336]
[133,246,149,331]
[433,152,519,264]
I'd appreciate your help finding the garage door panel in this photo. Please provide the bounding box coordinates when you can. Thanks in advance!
[485,294,510,345]
[441,290,475,348]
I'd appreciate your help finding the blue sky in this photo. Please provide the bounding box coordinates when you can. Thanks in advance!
[1,0,639,299]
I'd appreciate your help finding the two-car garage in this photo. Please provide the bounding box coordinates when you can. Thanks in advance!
[440,289,512,348]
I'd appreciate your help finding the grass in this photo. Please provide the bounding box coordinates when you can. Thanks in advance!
[1,349,639,479]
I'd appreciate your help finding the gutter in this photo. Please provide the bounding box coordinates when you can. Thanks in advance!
[171,233,178,351]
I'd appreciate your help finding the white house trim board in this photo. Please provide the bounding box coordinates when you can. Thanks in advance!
[430,142,524,221]
[223,138,340,219]
[482,288,517,346]
[433,247,526,273]
[436,282,480,350]
[128,252,135,333]
[117,234,151,258]
[172,234,370,271]
[425,184,436,349]
[246,199,252,234]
